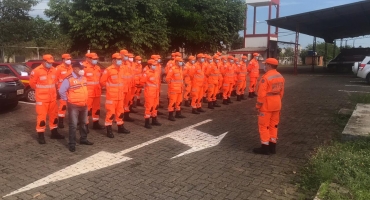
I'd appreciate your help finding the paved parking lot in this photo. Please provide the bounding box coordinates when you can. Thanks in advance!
[0,66,366,200]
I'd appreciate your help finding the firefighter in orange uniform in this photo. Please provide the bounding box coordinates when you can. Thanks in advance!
[125,53,137,113]
[140,59,162,129]
[55,53,73,128]
[217,56,228,99]
[30,54,65,144]
[237,55,249,100]
[253,58,285,155]
[207,55,222,108]
[202,54,211,103]
[132,56,143,107]
[100,53,130,138]
[183,56,195,107]
[120,50,136,122]
[166,57,186,121]
[247,53,260,98]
[189,54,206,114]
[221,56,236,105]
[83,53,104,132]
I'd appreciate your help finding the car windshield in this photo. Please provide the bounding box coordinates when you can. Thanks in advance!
[11,64,32,76]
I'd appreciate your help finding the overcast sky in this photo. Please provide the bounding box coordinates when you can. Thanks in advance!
[29,0,370,49]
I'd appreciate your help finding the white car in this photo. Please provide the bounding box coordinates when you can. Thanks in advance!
[353,56,370,84]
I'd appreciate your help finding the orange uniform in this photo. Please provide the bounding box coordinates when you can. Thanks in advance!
[30,64,58,133]
[205,57,222,108]
[125,54,136,113]
[189,56,206,113]
[183,58,195,102]
[140,63,160,119]
[236,57,248,100]
[132,57,143,106]
[247,54,260,96]
[254,58,284,155]
[222,58,236,104]
[166,64,183,112]
[55,62,72,119]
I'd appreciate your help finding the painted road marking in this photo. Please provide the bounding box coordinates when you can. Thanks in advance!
[19,101,35,105]
[345,85,370,87]
[3,119,228,198]
[339,90,370,94]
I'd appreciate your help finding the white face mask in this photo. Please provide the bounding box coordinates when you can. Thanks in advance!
[65,60,71,65]
[138,61,141,64]
[129,58,134,62]
[78,70,85,76]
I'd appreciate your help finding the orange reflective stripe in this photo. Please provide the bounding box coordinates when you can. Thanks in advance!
[36,84,54,88]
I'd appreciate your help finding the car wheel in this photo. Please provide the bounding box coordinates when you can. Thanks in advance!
[162,74,167,83]
[26,89,36,103]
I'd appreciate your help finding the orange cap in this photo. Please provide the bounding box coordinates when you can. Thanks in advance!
[135,56,142,60]
[228,55,234,59]
[197,53,205,58]
[263,58,279,65]
[89,53,99,59]
[242,55,247,59]
[213,55,220,59]
[62,54,71,59]
[120,50,128,55]
[112,53,122,59]
[147,59,155,65]
[175,52,181,57]
[234,58,239,61]
[43,54,54,63]
[151,55,157,60]
[175,57,183,62]
[155,55,161,58]
[221,56,227,60]
[128,53,134,58]
[188,56,195,60]
[253,53,259,56]
[206,55,212,59]
[217,52,222,56]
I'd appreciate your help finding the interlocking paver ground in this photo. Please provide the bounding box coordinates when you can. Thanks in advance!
[0,66,360,199]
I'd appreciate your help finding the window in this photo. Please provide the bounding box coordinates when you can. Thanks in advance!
[11,64,31,76]
[0,65,16,76]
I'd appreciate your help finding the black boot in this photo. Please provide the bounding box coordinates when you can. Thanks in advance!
[208,102,214,109]
[269,143,276,154]
[50,128,65,139]
[168,111,176,121]
[236,95,241,101]
[93,121,105,130]
[137,99,143,107]
[197,107,205,112]
[144,118,152,129]
[118,124,130,134]
[213,101,221,107]
[124,112,135,122]
[132,98,137,108]
[85,124,90,134]
[175,111,186,118]
[248,92,254,98]
[253,144,270,155]
[217,93,222,100]
[152,117,162,126]
[185,100,190,107]
[222,99,229,105]
[253,93,258,97]
[227,97,233,104]
[192,108,200,114]
[58,117,64,128]
[241,94,246,100]
[106,125,114,138]
[38,133,46,144]
[129,105,138,113]
[202,97,208,103]
[231,90,236,96]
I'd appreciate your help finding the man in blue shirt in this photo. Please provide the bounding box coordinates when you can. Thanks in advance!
[59,62,93,152]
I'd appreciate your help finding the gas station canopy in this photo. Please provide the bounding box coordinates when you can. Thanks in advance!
[266,1,370,43]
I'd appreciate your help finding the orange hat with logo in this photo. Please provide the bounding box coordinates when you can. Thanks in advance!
[112,53,122,59]
[43,54,54,63]
[228,55,234,59]
[175,52,181,57]
[128,53,134,58]
[234,58,239,62]
[253,53,259,56]
[147,59,155,65]
[155,55,161,58]
[188,56,196,60]
[175,57,183,62]
[62,54,71,60]
[120,50,128,55]
[213,55,220,59]
[151,55,158,60]
[242,55,247,59]
[263,58,279,65]
[89,53,99,59]
[197,53,205,58]
[135,56,142,60]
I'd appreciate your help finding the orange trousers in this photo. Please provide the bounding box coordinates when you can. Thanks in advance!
[35,100,58,132]
[249,77,257,93]
[184,83,191,100]
[105,99,124,126]
[58,99,67,117]
[168,92,182,112]
[207,83,218,102]
[191,86,203,108]
[134,87,142,100]
[124,89,134,113]
[87,97,101,123]
[144,93,159,118]
[222,83,233,99]
[236,79,247,95]
[258,111,280,145]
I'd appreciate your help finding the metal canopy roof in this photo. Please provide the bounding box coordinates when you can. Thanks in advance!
[266,1,370,43]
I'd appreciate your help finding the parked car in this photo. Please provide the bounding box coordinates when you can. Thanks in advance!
[327,48,370,72]
[0,73,25,109]
[0,63,34,102]
[352,56,370,84]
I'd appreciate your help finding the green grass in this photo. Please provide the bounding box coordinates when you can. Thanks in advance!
[300,94,370,200]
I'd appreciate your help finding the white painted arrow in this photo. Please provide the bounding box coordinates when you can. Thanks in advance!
[3,119,227,198]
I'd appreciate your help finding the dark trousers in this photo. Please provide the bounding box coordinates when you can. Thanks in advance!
[67,103,88,147]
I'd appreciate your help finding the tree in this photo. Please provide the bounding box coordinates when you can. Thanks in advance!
[0,0,38,61]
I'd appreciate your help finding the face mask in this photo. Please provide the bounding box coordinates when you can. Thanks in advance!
[124,57,128,61]
[215,60,219,63]
[244,59,247,62]
[116,60,122,66]
[230,60,234,63]
[45,63,52,68]
[264,65,267,72]
[65,60,71,65]
[209,60,213,63]
[78,70,85,76]
[255,57,259,60]
[236,62,239,65]
[191,60,195,64]
[92,60,98,65]
[200,58,205,63]
[151,65,156,70]
[138,61,141,64]
[129,58,133,62]
[158,59,161,63]
[223,60,227,63]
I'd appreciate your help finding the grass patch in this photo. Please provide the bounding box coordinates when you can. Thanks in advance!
[300,94,370,199]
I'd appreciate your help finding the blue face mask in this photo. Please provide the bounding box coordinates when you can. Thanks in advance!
[151,65,156,70]
[92,60,98,65]
[116,60,122,66]
[124,57,128,61]
[200,58,205,63]
[45,63,52,68]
